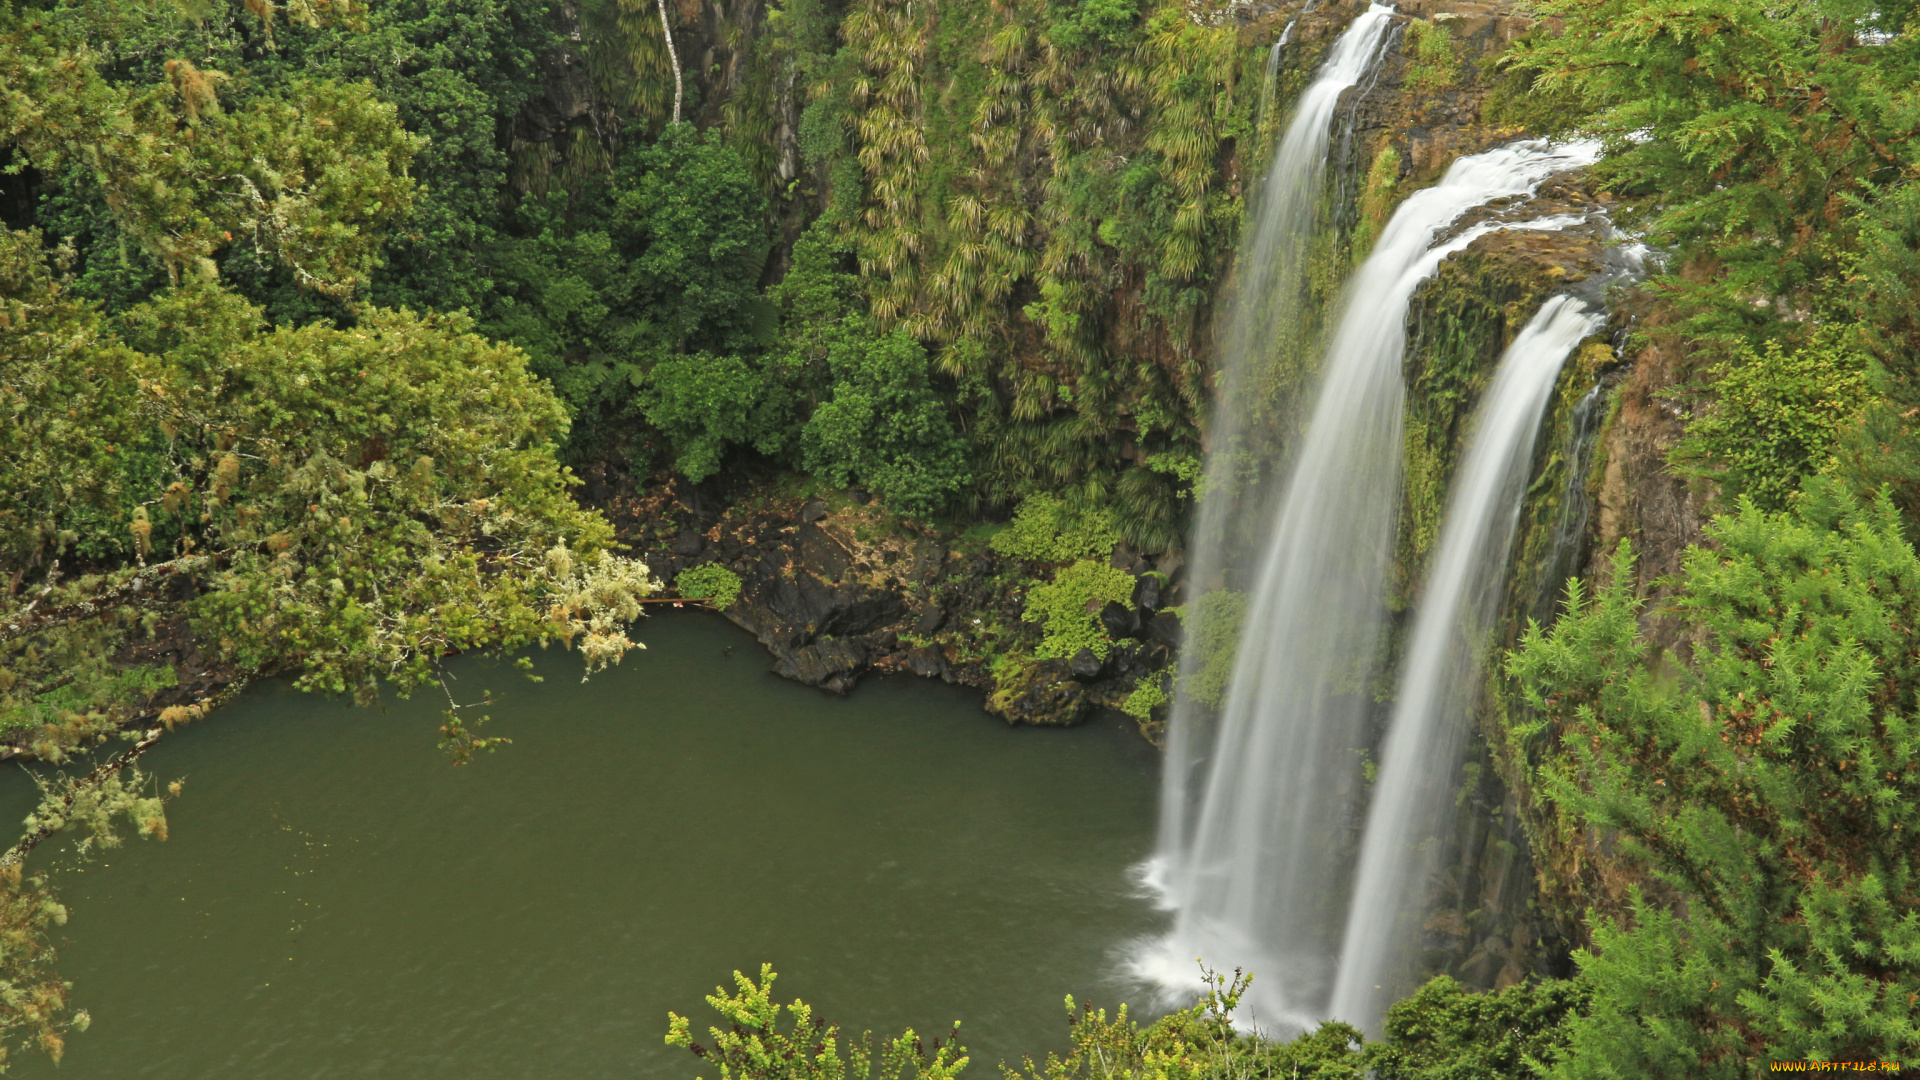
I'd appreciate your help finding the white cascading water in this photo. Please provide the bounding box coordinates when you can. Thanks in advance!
[1144,133,1601,1032]
[1152,1,1394,913]
[1328,295,1603,1032]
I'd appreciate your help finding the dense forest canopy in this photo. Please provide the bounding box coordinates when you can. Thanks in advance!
[3,0,1920,1072]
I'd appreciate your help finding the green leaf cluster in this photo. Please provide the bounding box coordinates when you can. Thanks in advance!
[676,564,744,609]
[1120,673,1168,723]
[1020,559,1134,660]
[666,963,968,1080]
[1673,329,1873,511]
[989,493,1119,564]
[800,323,972,517]
[1509,487,1920,1074]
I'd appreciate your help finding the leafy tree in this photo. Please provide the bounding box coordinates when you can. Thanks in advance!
[2,239,656,729]
[1508,486,1920,1075]
[615,124,772,356]
[801,323,971,516]
[1,12,420,302]
[638,352,793,482]
[15,0,554,322]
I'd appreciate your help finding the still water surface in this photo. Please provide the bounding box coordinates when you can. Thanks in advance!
[7,612,1165,1078]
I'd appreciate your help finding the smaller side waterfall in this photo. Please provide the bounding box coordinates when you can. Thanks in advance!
[1328,295,1604,1031]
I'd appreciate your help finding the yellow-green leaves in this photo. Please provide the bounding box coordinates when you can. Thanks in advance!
[1,14,418,298]
[666,963,970,1080]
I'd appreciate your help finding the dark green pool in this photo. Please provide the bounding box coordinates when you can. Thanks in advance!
[6,612,1165,1078]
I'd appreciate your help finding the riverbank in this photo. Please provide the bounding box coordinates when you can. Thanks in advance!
[589,469,1189,738]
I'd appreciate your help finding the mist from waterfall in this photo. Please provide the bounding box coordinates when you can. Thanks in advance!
[1143,134,1601,1032]
[1328,295,1604,1032]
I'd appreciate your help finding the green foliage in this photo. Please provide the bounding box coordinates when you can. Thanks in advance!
[1174,590,1246,709]
[1503,0,1920,349]
[1022,560,1135,660]
[2,7,422,302]
[801,324,971,516]
[0,864,84,1071]
[1145,452,1205,502]
[1047,0,1143,51]
[1367,975,1586,1080]
[1353,145,1403,260]
[666,964,969,1079]
[1008,966,1364,1080]
[676,564,744,609]
[1402,21,1460,96]
[1673,329,1873,510]
[640,353,792,482]
[615,125,773,355]
[1508,488,1920,1075]
[1,237,656,734]
[989,494,1120,564]
[1121,673,1169,723]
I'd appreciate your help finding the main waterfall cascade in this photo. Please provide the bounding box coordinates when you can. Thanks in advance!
[1328,296,1605,1030]
[1155,1,1395,915]
[1142,110,1604,1030]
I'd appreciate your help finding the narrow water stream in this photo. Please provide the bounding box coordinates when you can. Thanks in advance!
[6,613,1164,1079]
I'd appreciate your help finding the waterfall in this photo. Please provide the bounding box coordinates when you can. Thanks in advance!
[1153,0,1394,912]
[1144,135,1601,1033]
[1328,295,1604,1032]
[1255,14,1303,125]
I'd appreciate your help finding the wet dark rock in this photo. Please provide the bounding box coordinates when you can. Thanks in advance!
[672,529,705,557]
[1069,647,1105,680]
[774,637,868,694]
[987,657,1089,727]
[800,499,828,524]
[1110,543,1149,575]
[795,523,853,580]
[1153,549,1186,582]
[914,606,947,635]
[1132,574,1163,613]
[1148,610,1185,648]
[906,644,948,679]
[906,541,947,585]
[166,572,203,603]
[750,576,903,641]
[1100,600,1141,640]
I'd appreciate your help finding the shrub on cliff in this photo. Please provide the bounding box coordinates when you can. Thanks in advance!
[801,323,971,517]
[1509,485,1920,1075]
[1673,328,1873,511]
